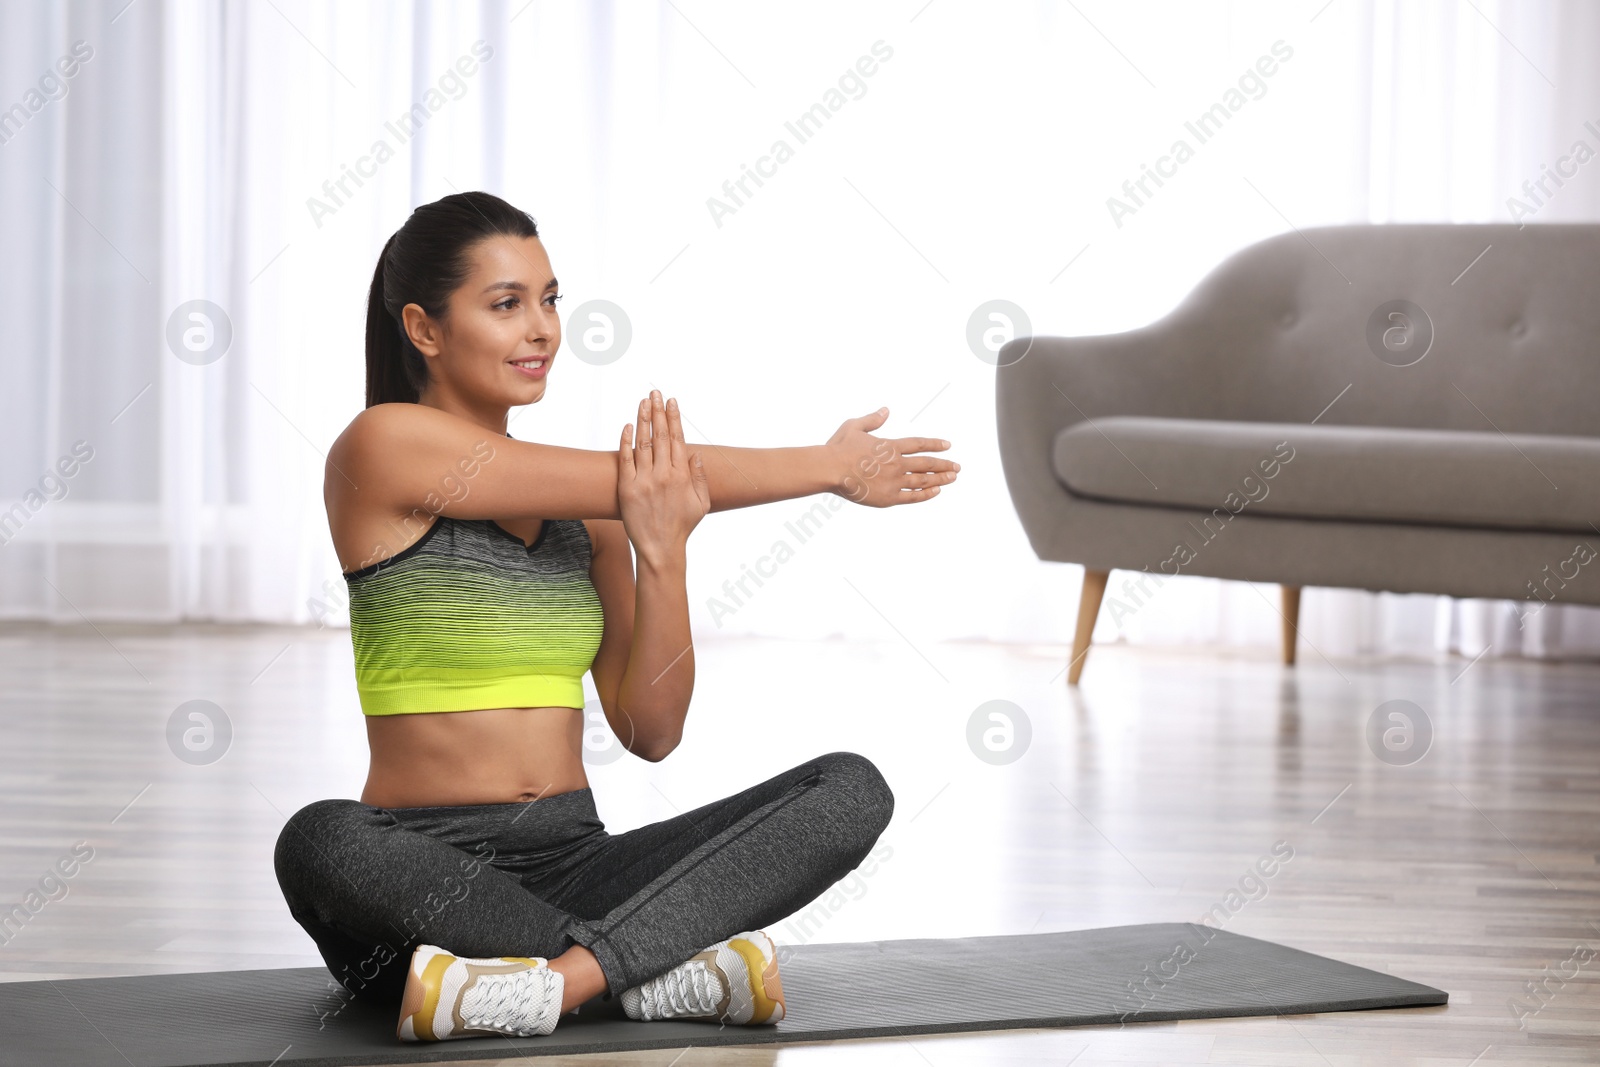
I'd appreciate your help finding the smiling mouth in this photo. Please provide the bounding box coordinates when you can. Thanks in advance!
[510,357,549,374]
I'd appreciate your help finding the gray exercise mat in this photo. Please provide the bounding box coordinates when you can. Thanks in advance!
[4,922,1446,1065]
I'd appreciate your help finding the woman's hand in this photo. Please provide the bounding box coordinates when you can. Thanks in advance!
[826,407,959,507]
[617,390,711,568]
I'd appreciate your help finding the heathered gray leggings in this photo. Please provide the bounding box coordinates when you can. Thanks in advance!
[273,750,894,1006]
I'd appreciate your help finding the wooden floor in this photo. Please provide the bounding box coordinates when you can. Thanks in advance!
[1,622,1597,1066]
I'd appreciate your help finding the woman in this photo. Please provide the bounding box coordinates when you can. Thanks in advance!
[273,191,960,1043]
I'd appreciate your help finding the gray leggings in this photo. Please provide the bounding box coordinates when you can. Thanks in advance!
[273,750,894,1006]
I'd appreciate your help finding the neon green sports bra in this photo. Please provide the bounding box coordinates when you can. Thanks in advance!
[343,516,605,716]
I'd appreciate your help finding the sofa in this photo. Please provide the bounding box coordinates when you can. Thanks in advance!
[995,223,1600,683]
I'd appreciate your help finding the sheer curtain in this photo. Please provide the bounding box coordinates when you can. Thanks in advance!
[2,0,1597,660]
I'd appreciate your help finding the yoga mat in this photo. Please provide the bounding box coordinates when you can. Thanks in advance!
[4,922,1446,1066]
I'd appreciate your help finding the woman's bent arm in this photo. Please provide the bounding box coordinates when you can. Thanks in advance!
[611,547,694,760]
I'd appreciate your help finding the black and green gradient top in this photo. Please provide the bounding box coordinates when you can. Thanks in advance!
[343,516,605,715]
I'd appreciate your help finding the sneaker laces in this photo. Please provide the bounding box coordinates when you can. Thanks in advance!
[646,958,724,1018]
[461,967,560,1037]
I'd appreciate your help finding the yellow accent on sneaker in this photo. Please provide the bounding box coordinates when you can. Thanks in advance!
[400,949,455,1042]
[727,932,785,1024]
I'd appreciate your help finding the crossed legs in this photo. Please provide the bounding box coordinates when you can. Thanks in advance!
[273,751,895,1012]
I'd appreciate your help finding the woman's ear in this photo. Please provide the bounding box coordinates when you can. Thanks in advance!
[401,303,444,358]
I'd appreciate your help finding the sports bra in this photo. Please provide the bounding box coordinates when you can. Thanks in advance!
[342,515,605,716]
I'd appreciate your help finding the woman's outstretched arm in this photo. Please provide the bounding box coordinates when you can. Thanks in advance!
[686,400,959,510]
[680,441,838,510]
[328,392,958,530]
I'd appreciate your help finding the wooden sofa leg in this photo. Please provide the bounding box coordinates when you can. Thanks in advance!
[1281,585,1301,666]
[1068,569,1110,685]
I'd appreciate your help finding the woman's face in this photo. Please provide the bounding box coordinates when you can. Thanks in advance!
[403,233,561,412]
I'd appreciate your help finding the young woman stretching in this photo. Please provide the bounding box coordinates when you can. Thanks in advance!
[272,191,961,1042]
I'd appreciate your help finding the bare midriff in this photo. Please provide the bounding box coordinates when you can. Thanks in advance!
[359,705,591,808]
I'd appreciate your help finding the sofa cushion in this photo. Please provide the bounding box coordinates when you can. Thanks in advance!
[1051,417,1600,534]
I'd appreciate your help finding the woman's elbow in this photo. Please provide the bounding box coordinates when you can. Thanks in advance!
[632,732,682,763]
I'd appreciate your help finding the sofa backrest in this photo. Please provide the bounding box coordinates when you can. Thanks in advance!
[1143,223,1600,436]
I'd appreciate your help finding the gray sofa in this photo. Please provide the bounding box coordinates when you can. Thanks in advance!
[996,223,1600,683]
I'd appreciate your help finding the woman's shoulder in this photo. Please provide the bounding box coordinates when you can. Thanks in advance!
[329,403,503,484]
[333,402,447,452]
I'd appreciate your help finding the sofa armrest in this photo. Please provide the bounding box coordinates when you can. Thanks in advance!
[995,319,1199,562]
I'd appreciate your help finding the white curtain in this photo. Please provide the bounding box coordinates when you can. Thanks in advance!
[2,0,1598,661]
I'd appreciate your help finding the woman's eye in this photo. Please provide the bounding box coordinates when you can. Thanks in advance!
[494,298,518,310]
[546,293,564,307]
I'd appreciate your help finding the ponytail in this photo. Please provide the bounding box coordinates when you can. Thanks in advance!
[362,191,541,407]
[364,233,419,406]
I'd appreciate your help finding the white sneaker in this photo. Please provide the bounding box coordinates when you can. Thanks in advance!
[396,944,565,1041]
[621,930,785,1025]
